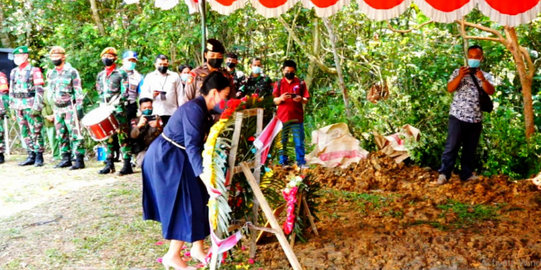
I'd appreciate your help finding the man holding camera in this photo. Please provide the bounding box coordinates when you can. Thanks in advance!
[273,60,310,169]
[140,54,183,127]
[130,97,162,167]
[437,45,495,185]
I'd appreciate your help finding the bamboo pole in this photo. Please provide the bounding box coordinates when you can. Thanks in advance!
[241,162,302,270]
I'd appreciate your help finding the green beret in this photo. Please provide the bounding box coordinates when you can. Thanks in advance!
[13,46,29,55]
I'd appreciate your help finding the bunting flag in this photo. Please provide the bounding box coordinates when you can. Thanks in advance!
[128,0,541,26]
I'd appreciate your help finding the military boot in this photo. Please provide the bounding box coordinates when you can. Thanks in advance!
[98,158,115,174]
[19,151,36,166]
[70,154,85,170]
[55,152,72,168]
[118,156,133,175]
[34,152,44,167]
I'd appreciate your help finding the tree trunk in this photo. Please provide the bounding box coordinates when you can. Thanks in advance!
[89,0,106,36]
[504,27,535,138]
[322,18,350,117]
[305,19,319,90]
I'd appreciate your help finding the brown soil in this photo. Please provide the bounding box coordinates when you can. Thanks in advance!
[256,153,541,270]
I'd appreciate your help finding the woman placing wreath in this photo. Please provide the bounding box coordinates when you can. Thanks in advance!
[142,71,230,270]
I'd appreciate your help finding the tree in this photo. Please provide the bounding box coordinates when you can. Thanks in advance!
[457,20,536,138]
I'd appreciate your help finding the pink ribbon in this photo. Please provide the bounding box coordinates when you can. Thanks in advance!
[282,186,298,235]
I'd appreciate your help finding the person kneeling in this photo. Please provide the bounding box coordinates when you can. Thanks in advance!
[130,98,163,167]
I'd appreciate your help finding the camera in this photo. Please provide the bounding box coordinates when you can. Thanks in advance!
[143,115,157,121]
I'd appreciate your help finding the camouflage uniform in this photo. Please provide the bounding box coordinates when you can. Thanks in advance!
[9,63,45,153]
[0,72,9,156]
[96,67,131,160]
[183,63,237,103]
[47,63,85,157]
[240,74,273,98]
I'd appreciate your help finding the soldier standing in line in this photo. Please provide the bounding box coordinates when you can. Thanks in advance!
[95,47,132,175]
[9,46,46,167]
[47,46,86,170]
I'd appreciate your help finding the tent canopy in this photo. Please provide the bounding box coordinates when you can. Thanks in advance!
[127,0,541,27]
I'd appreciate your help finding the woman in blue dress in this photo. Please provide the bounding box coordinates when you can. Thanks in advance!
[142,71,230,270]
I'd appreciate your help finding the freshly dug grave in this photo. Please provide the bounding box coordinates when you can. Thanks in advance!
[255,153,541,269]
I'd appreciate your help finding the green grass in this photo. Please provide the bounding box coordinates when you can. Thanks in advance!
[436,200,500,227]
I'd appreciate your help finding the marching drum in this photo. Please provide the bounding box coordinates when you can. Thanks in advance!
[81,106,119,141]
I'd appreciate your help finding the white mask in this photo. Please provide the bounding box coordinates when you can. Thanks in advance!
[14,55,27,66]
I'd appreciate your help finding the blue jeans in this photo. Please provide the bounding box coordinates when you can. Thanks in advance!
[279,122,306,165]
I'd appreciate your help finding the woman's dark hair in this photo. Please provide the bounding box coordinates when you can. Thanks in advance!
[139,97,153,105]
[178,64,192,73]
[200,71,230,96]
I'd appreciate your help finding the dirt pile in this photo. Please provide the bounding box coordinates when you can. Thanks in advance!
[257,153,541,269]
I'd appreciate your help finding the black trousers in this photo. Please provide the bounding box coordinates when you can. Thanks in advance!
[438,115,482,180]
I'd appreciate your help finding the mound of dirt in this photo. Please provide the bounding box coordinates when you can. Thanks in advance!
[256,153,541,269]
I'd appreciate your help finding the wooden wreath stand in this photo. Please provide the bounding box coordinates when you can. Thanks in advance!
[209,108,302,270]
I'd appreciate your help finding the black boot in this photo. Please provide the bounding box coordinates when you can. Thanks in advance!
[19,151,36,166]
[70,154,85,170]
[98,158,115,174]
[34,152,44,167]
[55,153,72,168]
[118,157,133,175]
[0,153,4,164]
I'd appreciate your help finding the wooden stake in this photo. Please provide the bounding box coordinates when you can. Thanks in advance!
[241,162,303,270]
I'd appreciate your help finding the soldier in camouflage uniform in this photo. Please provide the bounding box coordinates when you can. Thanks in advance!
[46,46,86,170]
[9,46,46,167]
[183,39,236,103]
[238,57,273,98]
[225,52,245,92]
[0,71,9,164]
[96,47,132,175]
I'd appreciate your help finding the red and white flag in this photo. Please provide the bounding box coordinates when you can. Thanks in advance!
[254,116,282,164]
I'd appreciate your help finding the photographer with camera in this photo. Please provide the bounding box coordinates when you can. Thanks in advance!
[436,45,495,185]
[130,98,163,167]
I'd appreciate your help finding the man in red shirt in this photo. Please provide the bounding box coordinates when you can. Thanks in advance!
[272,60,310,168]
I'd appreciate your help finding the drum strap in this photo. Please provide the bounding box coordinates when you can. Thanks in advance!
[161,133,186,150]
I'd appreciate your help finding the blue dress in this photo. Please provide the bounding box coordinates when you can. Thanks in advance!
[142,96,213,242]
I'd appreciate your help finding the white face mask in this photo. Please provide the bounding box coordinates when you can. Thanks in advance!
[14,55,27,66]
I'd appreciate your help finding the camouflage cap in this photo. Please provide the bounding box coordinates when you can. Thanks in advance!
[49,46,66,55]
[100,47,118,57]
[13,46,29,55]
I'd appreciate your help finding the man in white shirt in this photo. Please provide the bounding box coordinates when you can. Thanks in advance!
[140,54,183,126]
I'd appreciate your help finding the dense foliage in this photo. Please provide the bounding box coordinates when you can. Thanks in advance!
[0,0,539,178]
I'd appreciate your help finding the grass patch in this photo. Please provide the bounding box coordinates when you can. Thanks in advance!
[437,200,499,225]
[324,189,398,208]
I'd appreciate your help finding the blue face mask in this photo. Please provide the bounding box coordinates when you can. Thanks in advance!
[181,73,190,82]
[251,66,262,74]
[142,109,152,116]
[124,61,136,70]
[468,59,481,68]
